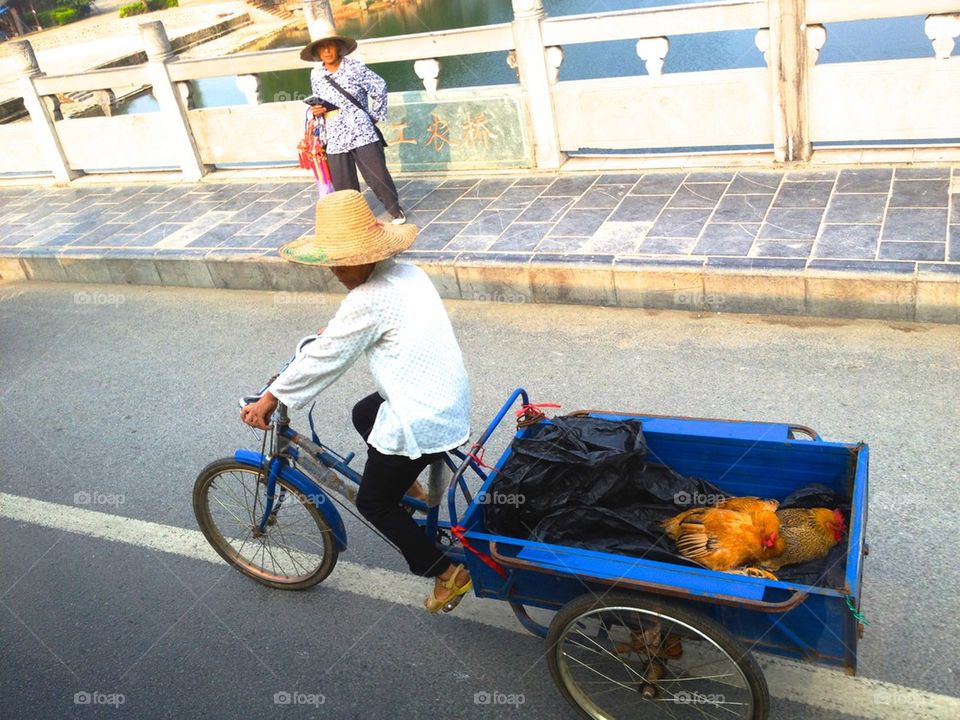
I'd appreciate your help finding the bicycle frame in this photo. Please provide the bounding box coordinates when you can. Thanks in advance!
[230,393,524,561]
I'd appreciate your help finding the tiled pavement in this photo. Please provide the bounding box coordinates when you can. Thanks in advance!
[1,166,959,321]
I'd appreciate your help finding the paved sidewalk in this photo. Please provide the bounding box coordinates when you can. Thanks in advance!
[1,165,958,322]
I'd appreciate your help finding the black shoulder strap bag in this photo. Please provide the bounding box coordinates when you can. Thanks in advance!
[322,76,388,147]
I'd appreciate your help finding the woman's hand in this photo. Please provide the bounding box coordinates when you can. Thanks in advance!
[241,392,279,430]
[310,105,327,117]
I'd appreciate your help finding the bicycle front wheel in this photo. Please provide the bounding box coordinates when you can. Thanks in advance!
[193,458,338,590]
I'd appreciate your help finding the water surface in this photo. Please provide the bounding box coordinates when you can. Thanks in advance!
[119,1,934,115]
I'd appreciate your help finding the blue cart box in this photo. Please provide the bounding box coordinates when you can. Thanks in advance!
[457,408,868,681]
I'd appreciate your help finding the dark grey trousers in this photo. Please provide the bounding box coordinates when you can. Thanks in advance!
[327,141,402,218]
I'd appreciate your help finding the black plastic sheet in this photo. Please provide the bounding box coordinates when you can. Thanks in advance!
[484,416,725,565]
[483,415,849,588]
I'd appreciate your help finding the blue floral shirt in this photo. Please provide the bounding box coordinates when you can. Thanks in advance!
[309,57,388,154]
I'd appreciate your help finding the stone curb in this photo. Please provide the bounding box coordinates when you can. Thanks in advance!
[2,251,958,324]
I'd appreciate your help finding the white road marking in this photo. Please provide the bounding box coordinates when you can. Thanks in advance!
[2,491,958,719]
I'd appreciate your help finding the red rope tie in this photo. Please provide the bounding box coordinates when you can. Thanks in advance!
[451,525,508,579]
[516,402,561,416]
[516,402,561,428]
[465,444,491,470]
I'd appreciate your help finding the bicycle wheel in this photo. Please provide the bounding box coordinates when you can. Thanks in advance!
[547,592,768,720]
[193,458,338,590]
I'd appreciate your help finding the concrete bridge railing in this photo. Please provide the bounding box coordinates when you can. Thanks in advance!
[2,0,959,183]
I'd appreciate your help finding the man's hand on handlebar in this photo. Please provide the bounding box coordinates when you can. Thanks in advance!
[241,392,279,430]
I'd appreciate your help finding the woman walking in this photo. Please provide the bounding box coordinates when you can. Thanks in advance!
[300,26,406,224]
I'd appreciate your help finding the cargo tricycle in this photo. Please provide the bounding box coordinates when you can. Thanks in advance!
[194,380,868,720]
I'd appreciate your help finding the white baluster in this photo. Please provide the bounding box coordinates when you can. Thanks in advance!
[236,74,261,105]
[925,13,960,59]
[92,89,117,117]
[755,28,770,66]
[545,45,564,84]
[636,37,669,77]
[806,24,826,65]
[506,50,519,80]
[176,81,193,110]
[41,95,63,121]
[512,0,541,15]
[414,59,440,97]
[757,13,823,67]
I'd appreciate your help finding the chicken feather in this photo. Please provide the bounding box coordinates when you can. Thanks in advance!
[662,505,783,571]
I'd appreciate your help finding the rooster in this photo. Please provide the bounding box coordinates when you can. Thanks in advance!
[756,508,847,575]
[713,496,779,518]
[661,497,784,572]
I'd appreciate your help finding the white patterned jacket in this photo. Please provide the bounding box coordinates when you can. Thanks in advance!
[269,260,471,459]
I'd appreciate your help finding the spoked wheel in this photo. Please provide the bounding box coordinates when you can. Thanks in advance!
[193,458,338,590]
[547,592,768,720]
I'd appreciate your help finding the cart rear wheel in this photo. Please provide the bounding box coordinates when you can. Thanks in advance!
[547,592,768,720]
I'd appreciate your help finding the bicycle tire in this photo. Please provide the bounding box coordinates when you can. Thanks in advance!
[193,457,338,590]
[547,591,769,720]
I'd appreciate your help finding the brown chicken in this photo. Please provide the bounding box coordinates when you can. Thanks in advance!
[757,508,847,574]
[662,497,785,572]
[714,496,779,517]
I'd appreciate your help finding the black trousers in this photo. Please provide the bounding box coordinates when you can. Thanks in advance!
[327,141,402,218]
[352,393,451,578]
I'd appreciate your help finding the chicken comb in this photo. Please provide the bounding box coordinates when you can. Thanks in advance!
[833,508,847,530]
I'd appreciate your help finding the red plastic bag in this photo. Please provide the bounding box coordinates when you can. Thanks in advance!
[298,115,335,197]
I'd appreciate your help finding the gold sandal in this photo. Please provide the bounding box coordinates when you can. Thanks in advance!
[424,564,472,613]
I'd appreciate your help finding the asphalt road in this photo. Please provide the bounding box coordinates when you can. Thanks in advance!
[1,281,958,719]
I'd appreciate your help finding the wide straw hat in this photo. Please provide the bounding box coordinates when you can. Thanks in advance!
[300,19,358,62]
[280,190,417,267]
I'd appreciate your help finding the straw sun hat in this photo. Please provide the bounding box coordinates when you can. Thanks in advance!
[299,20,358,62]
[280,190,417,267]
